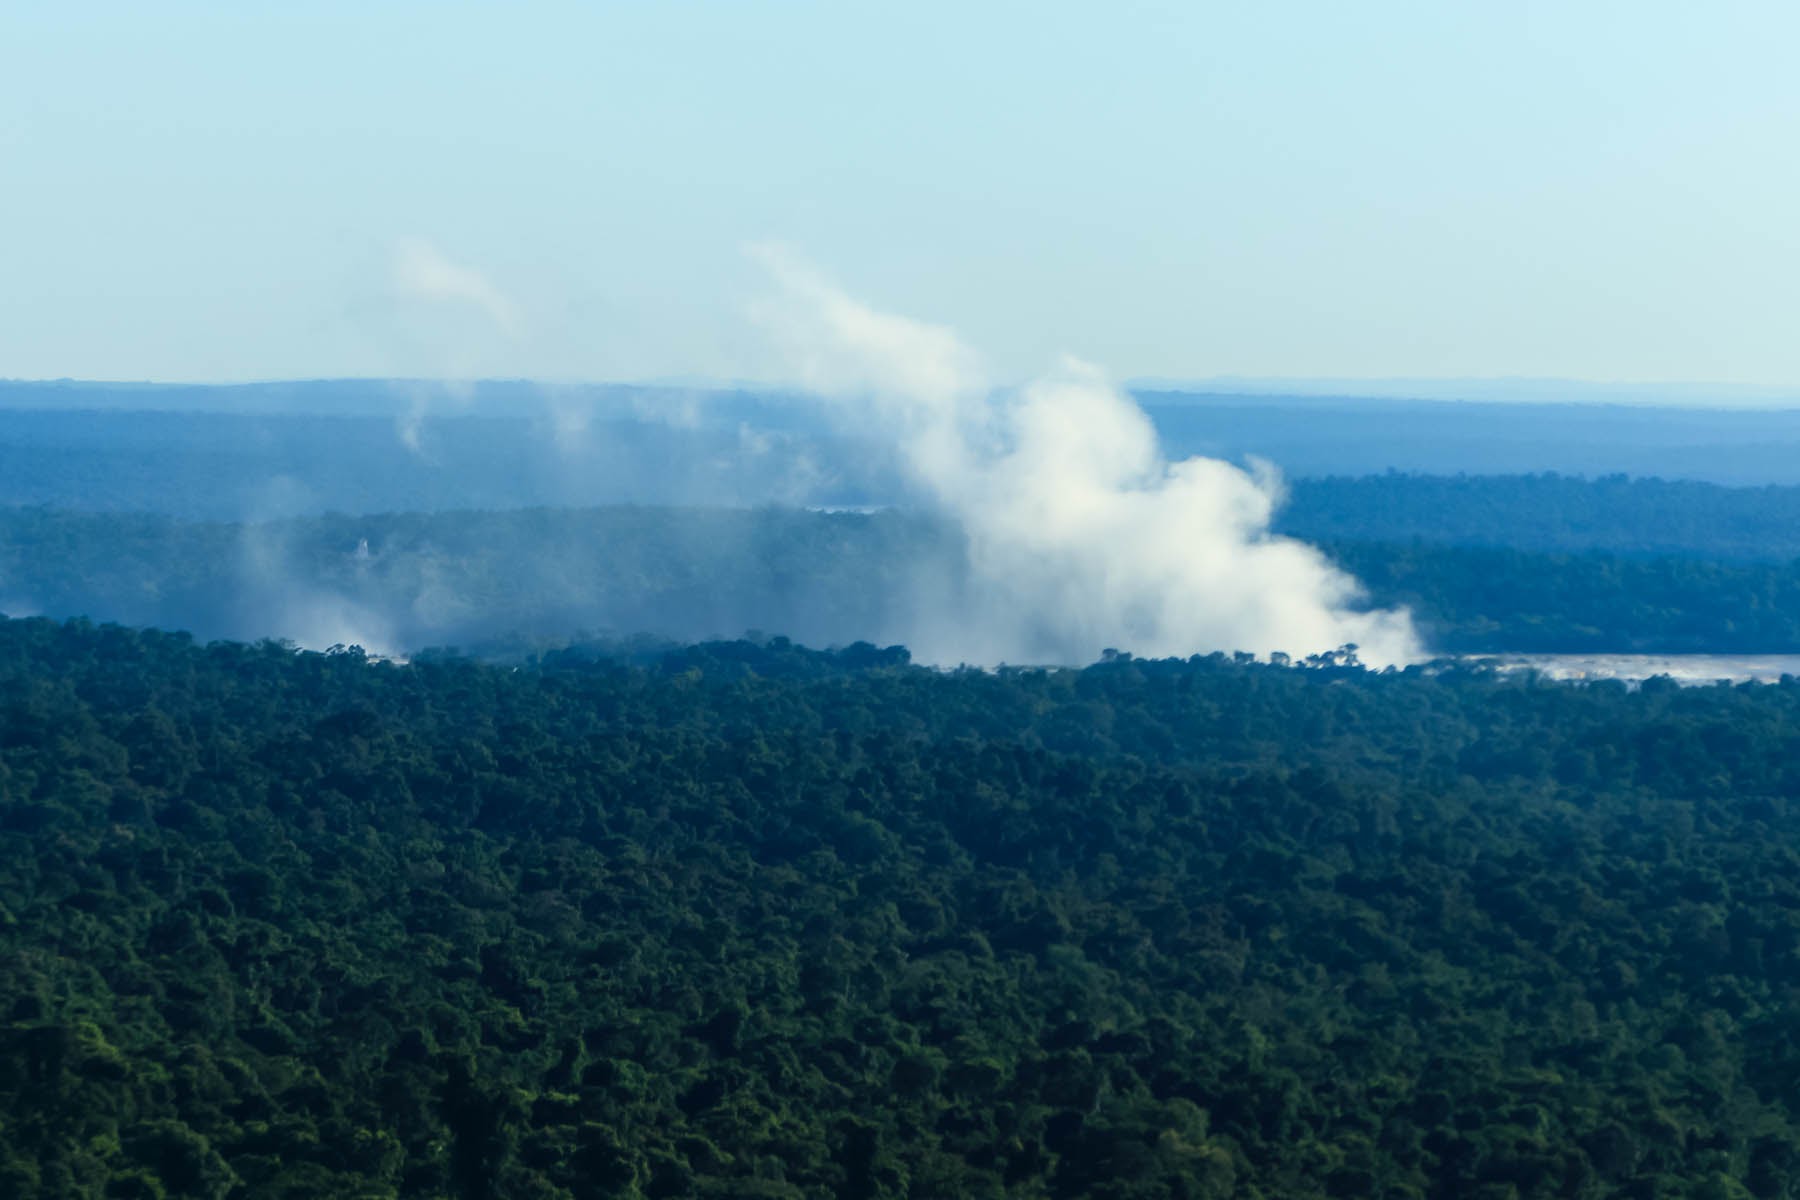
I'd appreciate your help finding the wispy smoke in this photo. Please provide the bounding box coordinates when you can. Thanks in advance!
[239,514,397,657]
[751,245,1421,667]
[389,239,521,452]
[392,238,521,334]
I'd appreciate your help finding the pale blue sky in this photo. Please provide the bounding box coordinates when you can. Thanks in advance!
[3,2,1797,387]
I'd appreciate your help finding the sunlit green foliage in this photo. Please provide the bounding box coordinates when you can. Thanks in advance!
[2,618,1799,1196]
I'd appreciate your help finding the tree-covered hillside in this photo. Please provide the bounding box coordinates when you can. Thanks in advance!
[1277,474,1800,561]
[3,616,1800,1196]
[6,504,1800,657]
[0,506,957,655]
[1319,540,1800,654]
[11,391,1800,515]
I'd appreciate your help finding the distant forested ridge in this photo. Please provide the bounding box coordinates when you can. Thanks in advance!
[1277,473,1800,560]
[4,504,1800,657]
[1320,541,1800,654]
[0,408,896,519]
[10,393,1800,524]
[0,505,956,656]
[4,617,1800,1196]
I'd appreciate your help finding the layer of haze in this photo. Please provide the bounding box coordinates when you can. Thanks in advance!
[5,2,1800,390]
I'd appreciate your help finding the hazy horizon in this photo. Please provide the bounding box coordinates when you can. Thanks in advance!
[7,4,1800,386]
[7,3,1800,662]
[10,374,1800,412]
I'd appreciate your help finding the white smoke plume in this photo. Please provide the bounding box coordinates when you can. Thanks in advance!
[751,246,1421,667]
[238,510,397,658]
[392,238,521,334]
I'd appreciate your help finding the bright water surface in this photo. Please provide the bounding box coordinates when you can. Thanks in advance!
[1477,654,1800,685]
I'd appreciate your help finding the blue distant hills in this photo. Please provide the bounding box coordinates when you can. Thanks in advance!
[8,379,1800,655]
[5,378,1800,520]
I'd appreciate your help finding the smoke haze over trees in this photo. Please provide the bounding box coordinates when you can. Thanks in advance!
[7,504,1800,661]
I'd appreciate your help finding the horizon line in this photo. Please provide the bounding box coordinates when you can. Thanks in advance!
[6,374,1800,411]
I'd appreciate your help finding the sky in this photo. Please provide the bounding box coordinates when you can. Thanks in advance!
[3,1,1798,389]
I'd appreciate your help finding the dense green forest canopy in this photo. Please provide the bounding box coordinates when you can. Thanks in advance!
[3,615,1800,1196]
[4,503,1800,658]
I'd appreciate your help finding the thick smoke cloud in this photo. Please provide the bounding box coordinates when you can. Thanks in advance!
[753,246,1421,667]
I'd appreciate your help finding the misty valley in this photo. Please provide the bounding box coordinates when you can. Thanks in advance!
[9,387,1800,665]
[10,502,1800,666]
[7,390,1800,1199]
